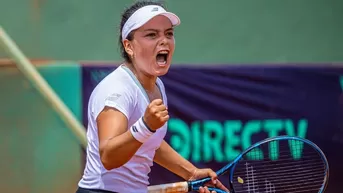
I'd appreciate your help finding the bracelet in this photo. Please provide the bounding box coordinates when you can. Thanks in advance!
[130,117,155,143]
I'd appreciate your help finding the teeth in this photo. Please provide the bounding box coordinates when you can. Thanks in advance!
[158,50,169,54]
[157,61,167,65]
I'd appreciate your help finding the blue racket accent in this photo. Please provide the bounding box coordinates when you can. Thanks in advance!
[188,136,329,193]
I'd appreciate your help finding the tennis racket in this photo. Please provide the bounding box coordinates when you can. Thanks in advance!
[148,136,329,193]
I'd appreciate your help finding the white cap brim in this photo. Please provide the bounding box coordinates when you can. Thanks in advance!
[159,12,181,26]
[122,5,181,40]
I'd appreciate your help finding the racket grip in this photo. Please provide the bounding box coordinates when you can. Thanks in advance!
[147,181,189,193]
[189,177,212,190]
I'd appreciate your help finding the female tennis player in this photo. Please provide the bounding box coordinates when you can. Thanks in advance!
[76,1,228,193]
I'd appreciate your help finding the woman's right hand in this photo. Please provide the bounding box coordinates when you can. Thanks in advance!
[143,99,169,131]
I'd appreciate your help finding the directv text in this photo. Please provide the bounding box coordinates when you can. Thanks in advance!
[167,119,308,163]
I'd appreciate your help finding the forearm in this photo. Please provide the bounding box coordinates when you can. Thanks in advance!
[154,140,197,180]
[100,130,142,170]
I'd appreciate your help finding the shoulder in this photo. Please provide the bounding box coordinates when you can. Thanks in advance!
[89,66,138,118]
[94,66,136,97]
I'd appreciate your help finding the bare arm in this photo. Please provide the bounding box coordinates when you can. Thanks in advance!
[154,140,197,180]
[97,106,142,170]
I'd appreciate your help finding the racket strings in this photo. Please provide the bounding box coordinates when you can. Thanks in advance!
[235,173,324,187]
[231,139,328,193]
[234,158,323,170]
[234,166,325,180]
[245,151,321,159]
[234,186,323,193]
[235,160,324,174]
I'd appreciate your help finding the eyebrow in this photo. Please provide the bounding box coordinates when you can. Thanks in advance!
[143,28,174,33]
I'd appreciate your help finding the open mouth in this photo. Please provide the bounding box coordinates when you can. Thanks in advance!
[156,50,169,65]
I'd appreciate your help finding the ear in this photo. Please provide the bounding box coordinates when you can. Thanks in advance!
[123,39,134,57]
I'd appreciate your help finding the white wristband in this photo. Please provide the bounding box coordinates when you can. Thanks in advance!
[130,117,155,143]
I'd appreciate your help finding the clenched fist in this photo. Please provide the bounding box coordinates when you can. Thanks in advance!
[143,99,169,131]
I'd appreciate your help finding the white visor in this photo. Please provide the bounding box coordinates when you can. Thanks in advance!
[121,5,181,41]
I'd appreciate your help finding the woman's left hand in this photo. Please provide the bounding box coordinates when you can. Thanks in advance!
[189,168,229,193]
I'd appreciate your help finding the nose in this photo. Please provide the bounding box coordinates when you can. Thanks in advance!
[159,35,168,46]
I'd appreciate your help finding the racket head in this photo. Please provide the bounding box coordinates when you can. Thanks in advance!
[229,136,329,193]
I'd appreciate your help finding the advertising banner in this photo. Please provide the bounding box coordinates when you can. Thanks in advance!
[82,64,343,192]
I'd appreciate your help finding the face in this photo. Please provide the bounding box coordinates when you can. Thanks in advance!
[123,15,175,77]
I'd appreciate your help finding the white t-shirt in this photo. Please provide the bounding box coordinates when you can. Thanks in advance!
[78,65,168,193]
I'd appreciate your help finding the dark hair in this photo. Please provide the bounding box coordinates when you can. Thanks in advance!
[119,0,166,63]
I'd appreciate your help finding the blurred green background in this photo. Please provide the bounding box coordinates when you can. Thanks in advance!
[1,0,343,63]
[0,0,342,193]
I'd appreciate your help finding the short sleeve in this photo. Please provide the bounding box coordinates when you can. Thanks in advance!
[92,87,135,120]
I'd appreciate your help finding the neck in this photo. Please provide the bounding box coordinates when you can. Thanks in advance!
[125,63,157,92]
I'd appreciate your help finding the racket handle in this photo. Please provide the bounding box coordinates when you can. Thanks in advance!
[188,176,212,192]
[148,181,189,193]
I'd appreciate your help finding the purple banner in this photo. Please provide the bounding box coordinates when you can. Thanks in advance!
[82,64,343,193]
